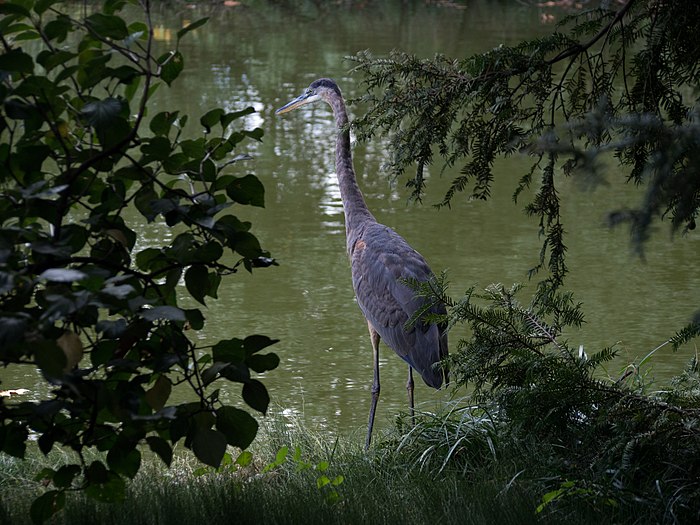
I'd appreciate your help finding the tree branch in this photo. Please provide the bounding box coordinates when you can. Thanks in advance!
[546,0,637,65]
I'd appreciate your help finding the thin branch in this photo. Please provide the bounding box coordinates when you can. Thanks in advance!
[546,0,637,65]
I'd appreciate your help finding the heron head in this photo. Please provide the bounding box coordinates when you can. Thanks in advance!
[275,78,341,115]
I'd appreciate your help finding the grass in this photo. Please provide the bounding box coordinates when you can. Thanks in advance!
[0,408,628,525]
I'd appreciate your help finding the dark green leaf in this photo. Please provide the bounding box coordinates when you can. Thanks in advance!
[145,376,172,411]
[220,362,251,383]
[37,433,54,456]
[176,17,209,41]
[107,447,141,479]
[162,152,188,174]
[226,175,265,207]
[30,490,65,525]
[221,107,255,128]
[149,111,179,137]
[180,138,205,158]
[90,341,116,367]
[0,48,34,74]
[92,114,130,150]
[84,462,125,502]
[207,271,221,299]
[242,380,270,415]
[103,0,127,15]
[247,352,280,373]
[200,108,224,133]
[34,342,67,379]
[201,362,229,386]
[34,0,59,15]
[185,308,205,330]
[85,13,129,40]
[216,406,258,449]
[185,264,209,305]
[134,186,159,221]
[192,428,227,468]
[244,127,264,141]
[53,465,81,488]
[1,423,28,458]
[36,50,76,72]
[0,4,31,16]
[193,241,223,263]
[141,136,172,161]
[124,73,141,102]
[158,51,183,86]
[110,65,139,83]
[212,339,245,363]
[146,436,173,467]
[244,334,280,355]
[44,16,71,42]
[0,315,28,348]
[4,98,39,120]
[232,231,262,258]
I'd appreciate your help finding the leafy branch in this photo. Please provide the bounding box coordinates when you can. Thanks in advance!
[0,1,278,522]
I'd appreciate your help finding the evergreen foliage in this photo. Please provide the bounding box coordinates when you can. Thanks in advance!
[351,0,700,286]
[401,279,700,522]
[352,1,700,521]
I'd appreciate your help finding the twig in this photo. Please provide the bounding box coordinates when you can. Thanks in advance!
[546,0,637,65]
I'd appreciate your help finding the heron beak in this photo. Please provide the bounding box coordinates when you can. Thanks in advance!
[275,91,321,114]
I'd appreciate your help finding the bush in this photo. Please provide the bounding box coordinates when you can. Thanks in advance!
[0,1,278,521]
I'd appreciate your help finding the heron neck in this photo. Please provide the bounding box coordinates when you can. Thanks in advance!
[328,93,376,252]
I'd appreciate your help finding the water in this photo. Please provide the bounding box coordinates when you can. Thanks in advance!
[4,1,699,439]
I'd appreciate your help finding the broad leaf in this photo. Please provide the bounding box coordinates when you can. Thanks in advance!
[0,48,34,74]
[145,376,172,410]
[216,406,258,449]
[242,379,270,415]
[107,446,141,479]
[52,465,81,488]
[84,462,126,502]
[34,342,67,379]
[146,436,173,467]
[81,98,122,129]
[221,107,255,128]
[244,334,280,355]
[226,174,265,207]
[247,352,280,373]
[30,490,65,525]
[176,17,208,42]
[158,51,184,86]
[192,428,227,468]
[200,108,224,133]
[85,13,129,40]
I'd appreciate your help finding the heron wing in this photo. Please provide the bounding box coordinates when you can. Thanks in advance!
[350,223,447,388]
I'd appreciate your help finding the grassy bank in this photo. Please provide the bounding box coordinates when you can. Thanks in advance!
[1,410,628,525]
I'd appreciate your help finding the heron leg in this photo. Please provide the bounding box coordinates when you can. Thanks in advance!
[365,322,381,450]
[407,366,415,427]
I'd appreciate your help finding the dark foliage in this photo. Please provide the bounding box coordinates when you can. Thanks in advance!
[351,0,700,288]
[352,1,700,521]
[0,1,278,521]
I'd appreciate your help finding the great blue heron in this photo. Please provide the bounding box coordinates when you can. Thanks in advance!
[276,78,448,449]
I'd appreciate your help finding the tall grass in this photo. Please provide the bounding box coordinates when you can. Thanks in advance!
[1,409,625,525]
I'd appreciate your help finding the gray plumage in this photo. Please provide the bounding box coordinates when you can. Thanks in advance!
[276,78,448,449]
